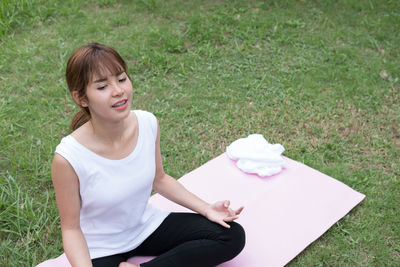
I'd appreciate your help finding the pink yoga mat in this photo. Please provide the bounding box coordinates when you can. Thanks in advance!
[37,153,365,267]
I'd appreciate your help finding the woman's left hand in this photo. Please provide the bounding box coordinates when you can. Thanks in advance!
[204,200,244,228]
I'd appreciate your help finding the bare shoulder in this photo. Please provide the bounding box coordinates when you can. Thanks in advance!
[51,153,78,182]
[52,153,71,167]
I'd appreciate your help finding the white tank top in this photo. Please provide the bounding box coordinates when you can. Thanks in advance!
[55,110,170,259]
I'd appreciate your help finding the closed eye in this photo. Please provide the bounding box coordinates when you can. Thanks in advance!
[97,85,107,90]
[119,77,127,83]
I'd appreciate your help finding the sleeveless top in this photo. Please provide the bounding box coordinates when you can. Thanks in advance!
[55,110,170,259]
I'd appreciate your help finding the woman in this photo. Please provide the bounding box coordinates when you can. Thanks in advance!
[52,43,245,267]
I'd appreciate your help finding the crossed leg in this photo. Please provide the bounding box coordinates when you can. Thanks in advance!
[93,213,245,267]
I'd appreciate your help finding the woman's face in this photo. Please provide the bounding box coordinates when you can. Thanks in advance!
[82,70,133,123]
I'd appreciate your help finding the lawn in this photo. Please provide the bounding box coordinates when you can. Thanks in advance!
[0,0,399,266]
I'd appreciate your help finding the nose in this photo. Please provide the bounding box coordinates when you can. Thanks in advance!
[111,83,123,96]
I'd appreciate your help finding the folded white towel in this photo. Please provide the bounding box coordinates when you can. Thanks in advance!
[226,134,286,177]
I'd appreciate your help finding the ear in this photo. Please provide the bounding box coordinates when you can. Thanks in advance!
[72,91,88,107]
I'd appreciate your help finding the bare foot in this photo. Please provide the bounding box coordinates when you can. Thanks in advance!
[119,262,139,267]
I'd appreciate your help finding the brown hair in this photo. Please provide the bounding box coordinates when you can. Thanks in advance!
[65,42,127,130]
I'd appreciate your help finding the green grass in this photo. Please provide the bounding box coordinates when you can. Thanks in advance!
[1,0,399,266]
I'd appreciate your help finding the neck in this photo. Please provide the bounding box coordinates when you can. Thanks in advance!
[89,115,129,145]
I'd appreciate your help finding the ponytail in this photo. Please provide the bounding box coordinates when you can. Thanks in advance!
[70,108,90,131]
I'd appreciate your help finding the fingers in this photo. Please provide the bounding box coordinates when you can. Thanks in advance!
[223,200,230,208]
[220,214,240,228]
[235,206,244,215]
[223,215,239,222]
[225,206,243,222]
[219,220,231,228]
[213,200,244,217]
[227,205,244,216]
[208,202,243,228]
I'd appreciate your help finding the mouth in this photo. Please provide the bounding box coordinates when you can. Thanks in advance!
[112,99,128,109]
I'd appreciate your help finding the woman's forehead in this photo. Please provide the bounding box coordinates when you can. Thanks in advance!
[90,64,124,81]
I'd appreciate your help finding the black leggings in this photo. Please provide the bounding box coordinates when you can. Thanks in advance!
[92,212,245,267]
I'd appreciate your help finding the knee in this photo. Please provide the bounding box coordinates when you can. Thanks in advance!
[226,222,246,256]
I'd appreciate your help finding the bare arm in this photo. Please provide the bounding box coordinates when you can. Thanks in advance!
[51,154,92,267]
[152,121,243,228]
